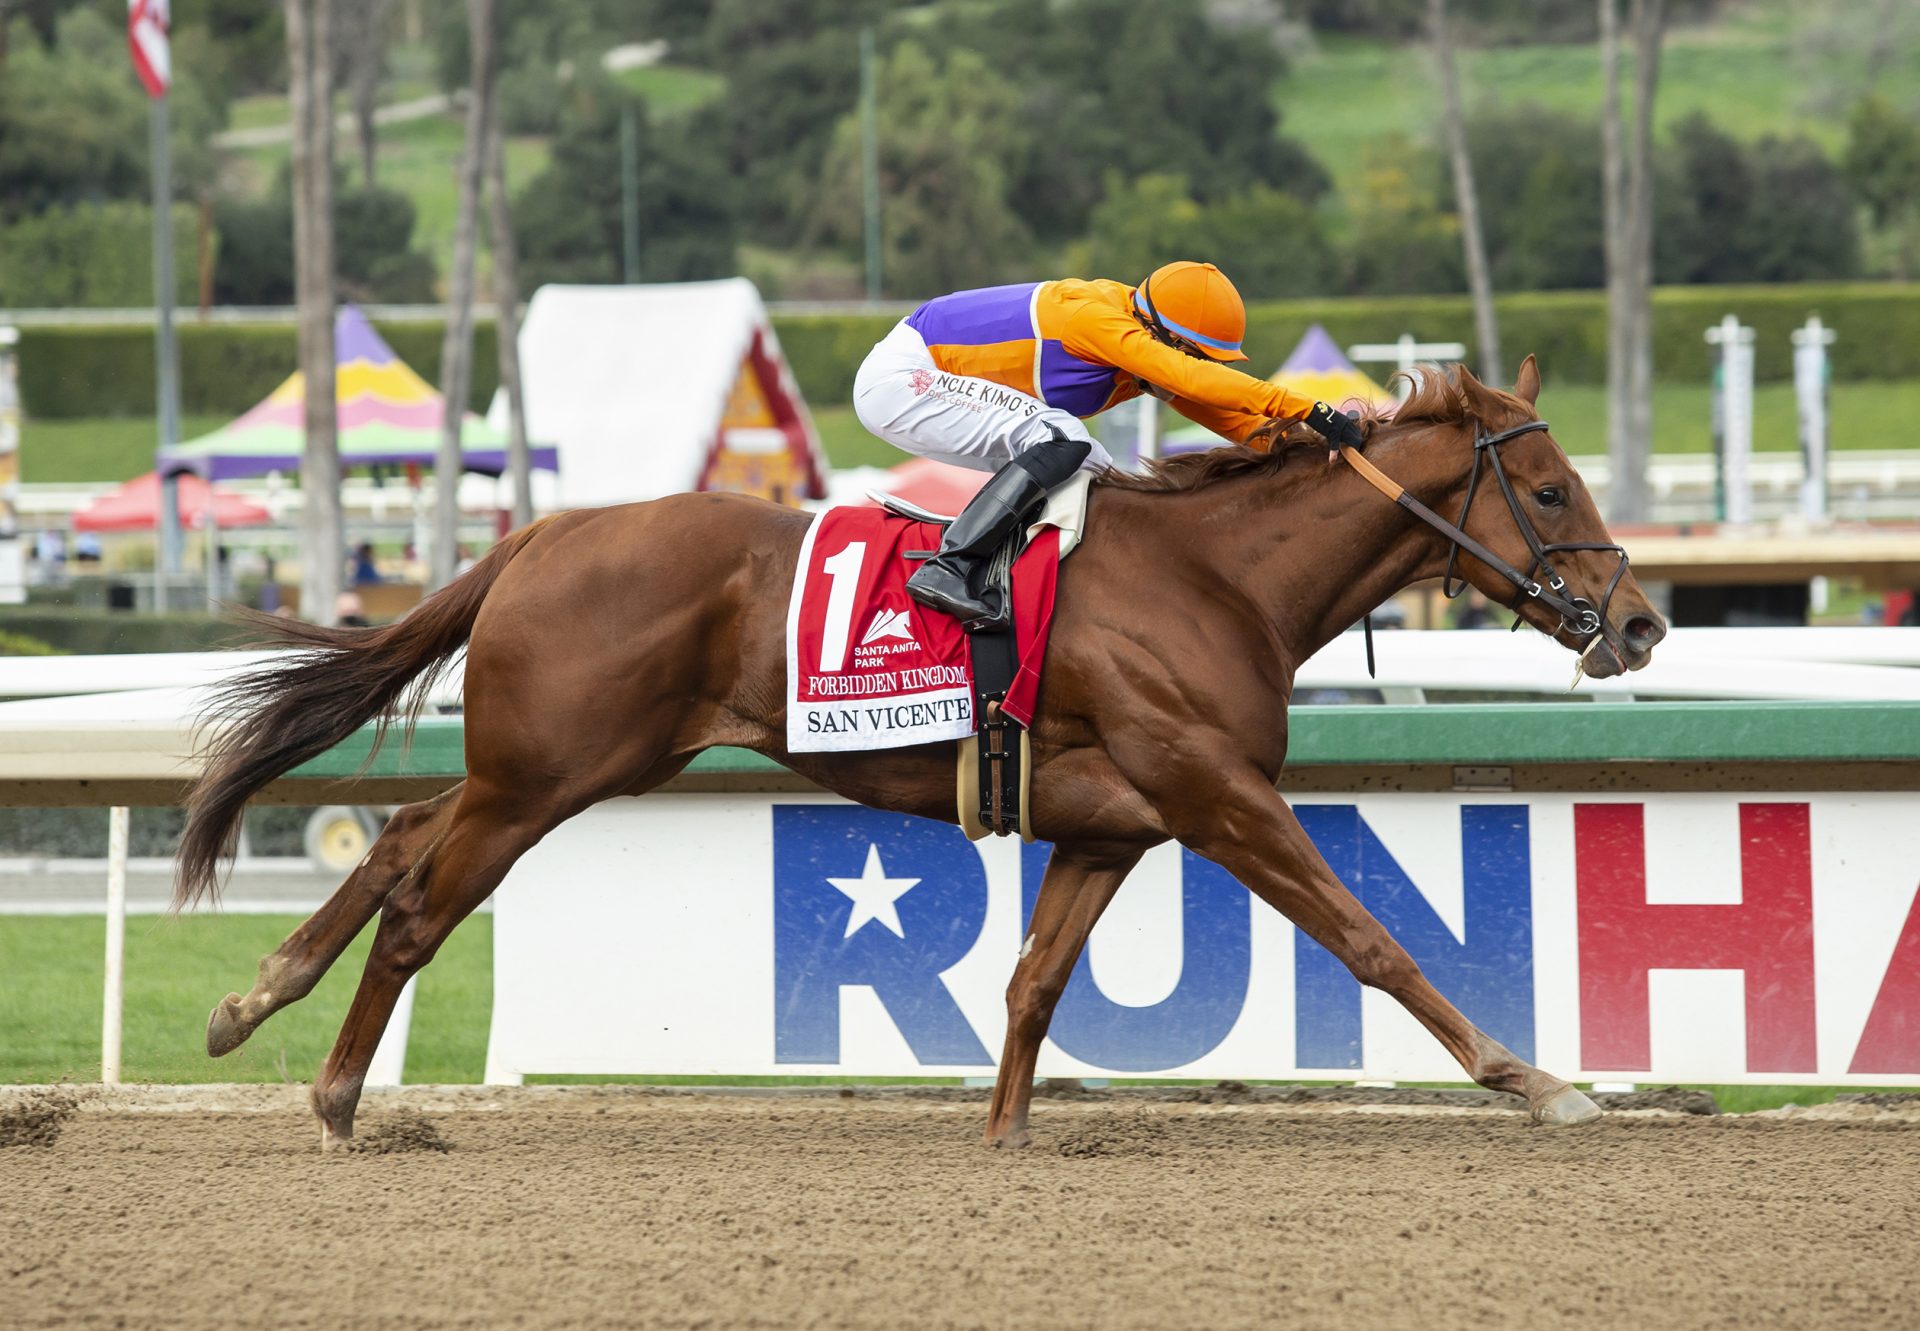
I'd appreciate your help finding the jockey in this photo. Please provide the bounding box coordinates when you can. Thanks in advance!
[854,260,1366,630]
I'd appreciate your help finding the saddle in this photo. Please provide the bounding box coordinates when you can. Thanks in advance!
[883,491,1034,843]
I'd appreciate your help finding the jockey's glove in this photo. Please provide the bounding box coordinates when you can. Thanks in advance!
[1306,401,1366,450]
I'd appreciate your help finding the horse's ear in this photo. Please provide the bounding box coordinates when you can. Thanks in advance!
[1454,362,1505,418]
[1514,354,1540,406]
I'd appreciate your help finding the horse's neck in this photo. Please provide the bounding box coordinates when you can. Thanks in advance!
[1189,433,1461,667]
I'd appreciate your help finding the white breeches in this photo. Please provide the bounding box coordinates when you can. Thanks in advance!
[852,320,1112,475]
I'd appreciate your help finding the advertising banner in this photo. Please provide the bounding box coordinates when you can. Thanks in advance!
[484,792,1920,1086]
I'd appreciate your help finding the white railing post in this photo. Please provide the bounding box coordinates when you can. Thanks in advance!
[102,805,130,1085]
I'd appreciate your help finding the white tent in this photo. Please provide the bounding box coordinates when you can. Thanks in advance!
[489,279,827,509]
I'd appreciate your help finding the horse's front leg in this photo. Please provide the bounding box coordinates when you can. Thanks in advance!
[1175,768,1599,1126]
[986,847,1140,1148]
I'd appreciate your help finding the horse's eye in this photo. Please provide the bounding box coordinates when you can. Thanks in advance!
[1535,487,1566,509]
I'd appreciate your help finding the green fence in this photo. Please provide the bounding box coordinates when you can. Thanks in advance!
[292,701,1920,785]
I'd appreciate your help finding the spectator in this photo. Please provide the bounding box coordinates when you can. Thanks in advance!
[349,541,381,586]
[334,590,370,627]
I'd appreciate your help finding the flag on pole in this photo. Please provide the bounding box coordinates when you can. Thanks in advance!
[128,0,171,99]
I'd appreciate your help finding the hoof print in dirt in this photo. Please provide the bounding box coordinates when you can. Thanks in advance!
[1054,1114,1168,1159]
[342,1113,451,1155]
[0,1089,84,1149]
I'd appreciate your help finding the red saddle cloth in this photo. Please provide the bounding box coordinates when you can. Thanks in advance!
[786,506,1062,753]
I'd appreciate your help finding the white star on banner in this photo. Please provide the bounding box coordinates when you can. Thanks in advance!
[826,843,921,939]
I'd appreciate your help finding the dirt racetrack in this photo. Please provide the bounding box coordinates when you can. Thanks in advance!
[3,1086,1917,1330]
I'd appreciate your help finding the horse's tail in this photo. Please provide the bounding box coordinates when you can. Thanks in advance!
[174,518,555,909]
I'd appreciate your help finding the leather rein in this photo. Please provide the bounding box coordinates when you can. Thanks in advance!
[1337,419,1629,649]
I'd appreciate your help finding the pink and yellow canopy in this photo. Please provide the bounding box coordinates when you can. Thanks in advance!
[158,305,556,482]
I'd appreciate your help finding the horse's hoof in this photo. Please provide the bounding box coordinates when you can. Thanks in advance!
[1532,1084,1602,1127]
[319,1122,352,1152]
[986,1126,1031,1150]
[206,994,251,1057]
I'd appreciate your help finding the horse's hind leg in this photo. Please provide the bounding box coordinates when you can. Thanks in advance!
[205,786,462,1057]
[986,848,1137,1148]
[307,776,579,1147]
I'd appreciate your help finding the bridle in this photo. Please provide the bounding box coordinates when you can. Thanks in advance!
[1338,418,1629,651]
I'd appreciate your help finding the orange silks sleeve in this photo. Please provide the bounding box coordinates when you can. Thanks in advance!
[1058,299,1317,425]
[1165,394,1270,447]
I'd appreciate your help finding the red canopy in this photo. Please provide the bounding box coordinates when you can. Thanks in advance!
[859,457,987,516]
[72,471,272,533]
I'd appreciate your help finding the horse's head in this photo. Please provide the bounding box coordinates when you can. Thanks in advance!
[1383,355,1666,678]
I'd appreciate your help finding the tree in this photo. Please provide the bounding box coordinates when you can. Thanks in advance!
[934,0,1327,244]
[512,80,737,288]
[1661,117,1860,285]
[1741,136,1860,283]
[1075,173,1340,299]
[1844,95,1920,280]
[214,170,438,305]
[1456,107,1607,291]
[484,94,532,530]
[1352,138,1465,296]
[0,9,222,222]
[287,0,341,624]
[1429,0,1500,382]
[812,42,1030,298]
[341,0,392,186]
[1073,174,1212,284]
[434,0,497,591]
[1599,0,1666,525]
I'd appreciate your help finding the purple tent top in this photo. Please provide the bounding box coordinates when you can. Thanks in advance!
[157,304,557,481]
[1278,323,1353,375]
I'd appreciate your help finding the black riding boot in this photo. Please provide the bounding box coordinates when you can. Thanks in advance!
[906,431,1092,630]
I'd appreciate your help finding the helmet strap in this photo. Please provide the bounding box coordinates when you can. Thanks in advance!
[1137,276,1173,343]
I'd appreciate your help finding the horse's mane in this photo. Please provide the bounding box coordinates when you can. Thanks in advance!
[1096,363,1534,495]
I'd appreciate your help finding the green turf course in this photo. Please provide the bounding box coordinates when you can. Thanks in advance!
[0,913,491,1085]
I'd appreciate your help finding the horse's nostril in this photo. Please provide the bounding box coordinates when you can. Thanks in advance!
[1624,615,1665,649]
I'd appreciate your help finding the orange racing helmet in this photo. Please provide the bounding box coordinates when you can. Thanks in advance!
[1132,261,1249,362]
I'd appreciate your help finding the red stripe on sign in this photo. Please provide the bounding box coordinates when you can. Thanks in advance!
[1576,802,1817,1074]
[1849,885,1920,1075]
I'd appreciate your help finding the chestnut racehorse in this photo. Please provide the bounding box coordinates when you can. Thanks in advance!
[178,357,1666,1148]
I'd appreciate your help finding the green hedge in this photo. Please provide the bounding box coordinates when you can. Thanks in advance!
[0,806,311,857]
[17,320,500,421]
[0,608,242,655]
[774,284,1918,404]
[13,284,1915,421]
[1234,283,1920,391]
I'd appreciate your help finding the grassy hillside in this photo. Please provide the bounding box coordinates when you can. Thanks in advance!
[1281,8,1920,203]
[219,55,726,290]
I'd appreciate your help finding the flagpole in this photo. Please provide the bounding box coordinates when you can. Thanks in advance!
[150,89,183,591]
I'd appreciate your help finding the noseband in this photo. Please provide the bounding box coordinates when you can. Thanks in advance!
[1339,420,1629,646]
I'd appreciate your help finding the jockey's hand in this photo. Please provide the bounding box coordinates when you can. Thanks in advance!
[1305,401,1365,450]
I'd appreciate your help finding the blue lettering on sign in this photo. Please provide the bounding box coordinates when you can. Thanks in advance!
[772,806,990,1065]
[1021,842,1252,1072]
[1292,804,1534,1067]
